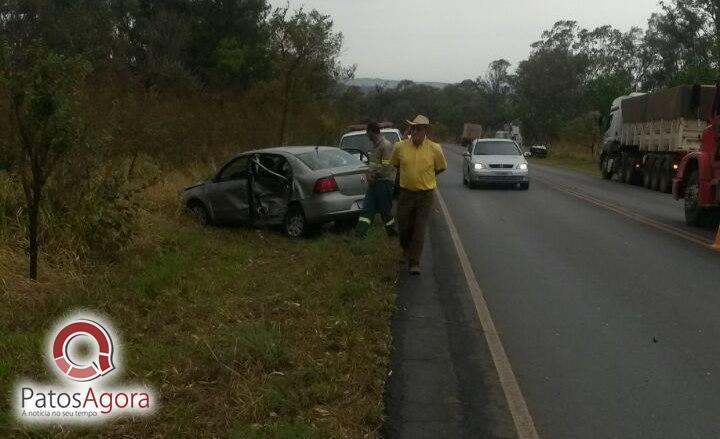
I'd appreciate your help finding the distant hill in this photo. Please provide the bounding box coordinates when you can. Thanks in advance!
[345,77,449,91]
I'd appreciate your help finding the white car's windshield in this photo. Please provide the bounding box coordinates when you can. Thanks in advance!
[473,141,521,156]
[340,132,400,152]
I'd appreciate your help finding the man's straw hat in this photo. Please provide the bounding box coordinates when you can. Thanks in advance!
[406,115,431,126]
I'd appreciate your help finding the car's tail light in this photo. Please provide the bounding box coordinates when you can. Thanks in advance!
[314,176,338,193]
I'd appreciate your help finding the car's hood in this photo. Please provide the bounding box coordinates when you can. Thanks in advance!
[184,180,208,191]
[471,155,526,166]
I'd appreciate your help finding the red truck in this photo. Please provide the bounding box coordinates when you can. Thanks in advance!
[673,85,720,226]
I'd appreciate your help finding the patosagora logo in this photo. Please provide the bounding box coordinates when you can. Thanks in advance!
[14,311,157,424]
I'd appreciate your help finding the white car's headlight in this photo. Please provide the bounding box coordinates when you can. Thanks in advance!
[518,163,528,170]
[474,163,484,170]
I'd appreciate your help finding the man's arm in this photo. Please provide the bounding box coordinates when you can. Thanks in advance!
[434,144,447,175]
[389,142,401,169]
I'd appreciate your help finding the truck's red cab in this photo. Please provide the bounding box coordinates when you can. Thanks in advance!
[673,84,720,224]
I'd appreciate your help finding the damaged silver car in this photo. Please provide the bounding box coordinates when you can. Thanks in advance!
[183,146,368,237]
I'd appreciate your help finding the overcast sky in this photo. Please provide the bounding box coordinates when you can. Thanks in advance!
[269,0,662,83]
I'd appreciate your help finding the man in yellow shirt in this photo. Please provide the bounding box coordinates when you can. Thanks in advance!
[389,115,447,275]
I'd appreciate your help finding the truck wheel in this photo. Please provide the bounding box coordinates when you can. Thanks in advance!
[643,156,655,189]
[600,156,613,180]
[621,155,634,184]
[658,157,672,193]
[684,171,705,226]
[650,157,662,191]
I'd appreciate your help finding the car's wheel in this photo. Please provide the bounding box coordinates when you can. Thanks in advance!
[335,216,358,230]
[684,170,705,226]
[188,201,210,226]
[520,182,530,190]
[658,157,673,193]
[643,156,655,188]
[284,206,308,238]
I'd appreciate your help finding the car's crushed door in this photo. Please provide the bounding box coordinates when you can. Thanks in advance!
[249,154,292,226]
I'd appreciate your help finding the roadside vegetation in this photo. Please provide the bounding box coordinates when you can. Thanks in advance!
[1,168,397,437]
[0,1,394,436]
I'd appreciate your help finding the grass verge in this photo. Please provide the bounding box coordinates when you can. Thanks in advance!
[0,175,398,438]
[530,153,599,177]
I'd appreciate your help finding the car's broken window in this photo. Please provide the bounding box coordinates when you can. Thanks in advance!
[218,157,249,181]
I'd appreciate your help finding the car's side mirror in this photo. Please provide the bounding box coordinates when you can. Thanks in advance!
[463,152,471,158]
[523,152,532,158]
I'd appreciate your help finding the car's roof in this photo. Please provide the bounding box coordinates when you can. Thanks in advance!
[342,128,401,137]
[242,146,338,156]
[475,138,516,143]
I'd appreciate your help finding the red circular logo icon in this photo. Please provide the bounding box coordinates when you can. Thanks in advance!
[52,319,115,382]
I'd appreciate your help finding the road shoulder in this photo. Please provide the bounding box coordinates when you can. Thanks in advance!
[384,206,516,439]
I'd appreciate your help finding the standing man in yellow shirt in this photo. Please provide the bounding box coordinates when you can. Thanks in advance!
[389,115,447,275]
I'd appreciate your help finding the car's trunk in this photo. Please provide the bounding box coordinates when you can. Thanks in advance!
[330,166,368,196]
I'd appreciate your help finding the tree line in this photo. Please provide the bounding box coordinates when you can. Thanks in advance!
[342,0,719,150]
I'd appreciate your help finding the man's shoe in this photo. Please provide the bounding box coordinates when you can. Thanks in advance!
[409,265,421,275]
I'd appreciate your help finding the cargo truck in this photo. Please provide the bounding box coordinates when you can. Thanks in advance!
[599,85,715,195]
[461,123,483,147]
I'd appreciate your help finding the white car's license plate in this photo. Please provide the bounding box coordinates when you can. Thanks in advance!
[495,171,511,176]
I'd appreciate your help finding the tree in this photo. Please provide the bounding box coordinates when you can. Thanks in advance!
[477,59,512,129]
[642,0,720,88]
[267,7,346,145]
[1,43,90,279]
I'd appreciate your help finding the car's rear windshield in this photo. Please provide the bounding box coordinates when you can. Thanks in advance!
[473,141,520,156]
[340,132,400,152]
[295,149,363,170]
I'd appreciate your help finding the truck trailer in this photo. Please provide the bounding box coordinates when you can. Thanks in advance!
[461,123,483,147]
[599,85,715,194]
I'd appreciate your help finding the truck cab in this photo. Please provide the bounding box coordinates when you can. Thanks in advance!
[672,86,720,225]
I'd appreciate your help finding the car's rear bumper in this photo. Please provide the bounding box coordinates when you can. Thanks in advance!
[301,193,365,224]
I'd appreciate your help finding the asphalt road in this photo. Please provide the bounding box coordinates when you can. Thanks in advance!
[436,144,720,439]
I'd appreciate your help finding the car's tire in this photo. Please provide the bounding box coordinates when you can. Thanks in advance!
[520,182,530,190]
[188,201,210,226]
[335,216,358,229]
[658,157,673,193]
[650,157,662,191]
[284,206,309,238]
[684,170,705,226]
[643,156,655,189]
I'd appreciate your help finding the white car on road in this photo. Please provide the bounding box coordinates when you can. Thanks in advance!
[462,139,530,189]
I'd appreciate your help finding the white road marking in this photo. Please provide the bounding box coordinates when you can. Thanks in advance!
[435,187,540,439]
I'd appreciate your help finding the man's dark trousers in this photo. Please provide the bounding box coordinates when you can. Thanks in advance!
[396,188,434,266]
[356,180,396,236]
